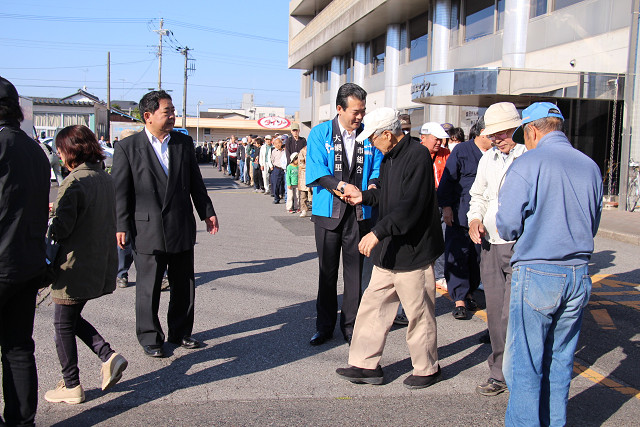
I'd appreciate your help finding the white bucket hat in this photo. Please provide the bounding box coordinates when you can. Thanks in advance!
[480,102,522,136]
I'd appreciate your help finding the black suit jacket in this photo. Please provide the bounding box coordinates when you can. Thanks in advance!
[0,122,50,284]
[113,129,215,255]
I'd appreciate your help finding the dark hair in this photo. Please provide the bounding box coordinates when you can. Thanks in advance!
[0,97,24,124]
[447,127,465,142]
[55,125,105,169]
[336,83,367,109]
[469,116,485,139]
[255,137,264,145]
[139,90,172,124]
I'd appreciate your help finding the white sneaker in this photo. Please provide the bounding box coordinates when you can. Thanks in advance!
[101,352,128,391]
[436,278,447,290]
[45,380,85,404]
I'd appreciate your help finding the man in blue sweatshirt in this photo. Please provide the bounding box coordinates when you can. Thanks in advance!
[496,102,602,427]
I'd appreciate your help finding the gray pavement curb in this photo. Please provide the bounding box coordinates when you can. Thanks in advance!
[596,229,640,246]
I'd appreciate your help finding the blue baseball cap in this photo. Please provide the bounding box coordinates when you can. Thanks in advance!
[512,102,564,144]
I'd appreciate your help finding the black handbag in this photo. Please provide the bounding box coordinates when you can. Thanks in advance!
[44,218,60,286]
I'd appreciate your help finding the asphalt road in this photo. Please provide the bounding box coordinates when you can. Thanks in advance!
[5,165,640,426]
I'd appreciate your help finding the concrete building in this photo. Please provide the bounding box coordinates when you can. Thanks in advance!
[289,0,640,206]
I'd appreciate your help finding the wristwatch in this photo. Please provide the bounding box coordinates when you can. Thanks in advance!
[339,183,347,194]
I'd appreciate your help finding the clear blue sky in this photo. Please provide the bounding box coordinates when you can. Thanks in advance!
[0,0,300,115]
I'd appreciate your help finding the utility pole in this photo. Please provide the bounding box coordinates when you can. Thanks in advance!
[154,18,169,90]
[180,47,194,131]
[106,51,111,143]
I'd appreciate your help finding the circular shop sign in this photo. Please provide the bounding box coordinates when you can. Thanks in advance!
[257,116,291,129]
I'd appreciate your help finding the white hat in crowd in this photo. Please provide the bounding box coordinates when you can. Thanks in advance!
[356,107,399,143]
[480,102,522,136]
[419,122,449,139]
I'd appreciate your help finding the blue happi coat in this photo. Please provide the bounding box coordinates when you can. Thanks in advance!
[305,119,382,219]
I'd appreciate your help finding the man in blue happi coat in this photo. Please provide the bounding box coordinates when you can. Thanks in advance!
[305,83,383,346]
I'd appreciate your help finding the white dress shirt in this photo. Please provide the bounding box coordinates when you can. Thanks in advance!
[467,144,527,244]
[145,127,170,176]
[338,121,356,169]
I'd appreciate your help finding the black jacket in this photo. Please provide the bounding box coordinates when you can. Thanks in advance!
[113,129,215,255]
[362,134,444,271]
[0,122,50,283]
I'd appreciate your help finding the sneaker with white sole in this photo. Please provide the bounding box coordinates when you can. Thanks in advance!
[476,378,508,396]
[44,380,85,404]
[101,352,128,391]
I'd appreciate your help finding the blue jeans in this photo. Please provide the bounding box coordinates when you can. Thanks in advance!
[238,159,245,182]
[504,263,591,427]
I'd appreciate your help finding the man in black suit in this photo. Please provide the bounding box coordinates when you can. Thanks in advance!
[113,90,219,358]
[0,77,50,426]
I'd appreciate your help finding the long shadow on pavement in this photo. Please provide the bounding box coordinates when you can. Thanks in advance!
[194,252,317,286]
[50,299,341,426]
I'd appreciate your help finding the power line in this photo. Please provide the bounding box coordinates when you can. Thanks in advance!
[0,13,287,43]
[0,58,155,70]
[0,13,148,23]
[165,19,287,44]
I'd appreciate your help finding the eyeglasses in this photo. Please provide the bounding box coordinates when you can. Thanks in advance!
[488,130,512,141]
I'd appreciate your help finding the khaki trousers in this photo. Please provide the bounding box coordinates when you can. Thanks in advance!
[349,264,438,376]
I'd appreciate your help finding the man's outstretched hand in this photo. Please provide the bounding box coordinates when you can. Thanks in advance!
[205,216,219,235]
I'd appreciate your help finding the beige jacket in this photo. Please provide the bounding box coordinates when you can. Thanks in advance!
[50,162,117,302]
[297,146,309,191]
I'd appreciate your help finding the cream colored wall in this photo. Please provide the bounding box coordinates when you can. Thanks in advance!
[524,28,629,73]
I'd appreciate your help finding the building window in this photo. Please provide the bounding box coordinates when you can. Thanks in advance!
[204,128,210,135]
[303,71,313,98]
[555,0,583,10]
[497,0,506,30]
[341,52,352,84]
[399,23,408,65]
[464,0,495,42]
[318,63,329,92]
[450,0,461,47]
[530,0,548,17]
[372,34,385,75]
[365,41,371,74]
[409,12,428,62]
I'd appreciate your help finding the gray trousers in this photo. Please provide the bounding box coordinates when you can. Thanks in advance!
[480,240,515,382]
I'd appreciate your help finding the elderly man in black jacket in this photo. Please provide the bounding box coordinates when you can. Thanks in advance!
[0,77,50,426]
[336,107,444,389]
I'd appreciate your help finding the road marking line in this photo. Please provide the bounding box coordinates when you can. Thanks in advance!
[588,301,617,306]
[431,276,639,398]
[592,291,640,296]
[589,308,616,330]
[591,274,640,289]
[573,362,640,400]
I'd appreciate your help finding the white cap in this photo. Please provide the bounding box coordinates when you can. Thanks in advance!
[265,135,272,139]
[419,122,449,139]
[355,107,399,143]
[241,137,248,143]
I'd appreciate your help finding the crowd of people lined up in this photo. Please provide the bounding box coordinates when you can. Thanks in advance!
[194,129,312,216]
[0,75,602,427]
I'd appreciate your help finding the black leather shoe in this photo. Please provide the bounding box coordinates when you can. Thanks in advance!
[309,331,332,346]
[168,336,201,349]
[142,345,164,358]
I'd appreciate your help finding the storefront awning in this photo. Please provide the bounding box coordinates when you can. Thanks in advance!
[411,68,625,108]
